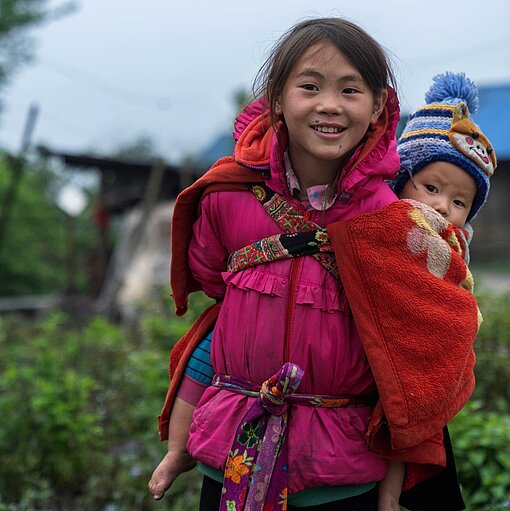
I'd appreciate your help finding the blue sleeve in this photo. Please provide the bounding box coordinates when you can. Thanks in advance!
[184,329,214,385]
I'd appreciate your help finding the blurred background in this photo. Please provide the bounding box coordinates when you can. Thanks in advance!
[0,1,509,510]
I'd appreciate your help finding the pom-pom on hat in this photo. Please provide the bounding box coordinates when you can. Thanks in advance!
[391,72,497,222]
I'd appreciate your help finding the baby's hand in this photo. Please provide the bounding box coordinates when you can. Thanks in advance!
[148,449,196,500]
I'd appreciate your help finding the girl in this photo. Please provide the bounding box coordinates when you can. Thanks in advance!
[149,17,455,511]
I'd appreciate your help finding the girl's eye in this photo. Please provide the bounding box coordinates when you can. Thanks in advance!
[301,83,318,91]
[425,184,438,193]
[453,199,466,208]
[343,87,359,94]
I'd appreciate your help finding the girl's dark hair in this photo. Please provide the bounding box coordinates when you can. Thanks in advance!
[254,17,397,125]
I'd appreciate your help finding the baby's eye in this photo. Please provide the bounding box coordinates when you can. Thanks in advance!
[301,83,318,91]
[425,184,438,193]
[453,199,467,208]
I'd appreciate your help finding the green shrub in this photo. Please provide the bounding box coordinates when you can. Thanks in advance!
[0,156,101,297]
[450,401,510,510]
[472,291,510,413]
[449,290,510,510]
[0,291,213,510]
[0,311,108,508]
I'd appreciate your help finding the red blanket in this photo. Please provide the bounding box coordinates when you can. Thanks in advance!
[169,158,264,317]
[328,198,479,488]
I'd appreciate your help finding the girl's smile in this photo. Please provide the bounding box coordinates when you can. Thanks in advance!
[275,42,386,189]
[312,122,347,136]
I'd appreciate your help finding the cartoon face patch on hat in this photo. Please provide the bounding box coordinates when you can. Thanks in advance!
[449,103,497,177]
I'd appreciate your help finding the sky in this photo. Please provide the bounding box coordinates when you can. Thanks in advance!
[1,0,509,164]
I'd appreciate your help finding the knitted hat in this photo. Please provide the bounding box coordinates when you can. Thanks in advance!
[391,72,497,222]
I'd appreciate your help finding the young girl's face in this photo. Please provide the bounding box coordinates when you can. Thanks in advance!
[399,161,477,227]
[275,42,386,182]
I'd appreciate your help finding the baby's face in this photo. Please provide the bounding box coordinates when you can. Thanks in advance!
[399,161,477,227]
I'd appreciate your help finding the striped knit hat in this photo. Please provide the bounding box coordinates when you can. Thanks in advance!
[391,72,497,222]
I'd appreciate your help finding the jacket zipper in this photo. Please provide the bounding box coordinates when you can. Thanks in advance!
[283,208,313,362]
[284,257,301,362]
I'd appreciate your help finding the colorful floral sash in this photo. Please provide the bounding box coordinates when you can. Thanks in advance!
[226,184,339,280]
[214,363,372,511]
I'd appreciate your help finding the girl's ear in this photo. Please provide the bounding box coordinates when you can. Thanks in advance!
[370,89,388,124]
[275,97,283,116]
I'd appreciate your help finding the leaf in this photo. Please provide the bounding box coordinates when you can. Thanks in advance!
[467,450,486,467]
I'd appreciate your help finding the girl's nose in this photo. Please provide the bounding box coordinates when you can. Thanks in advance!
[318,91,342,114]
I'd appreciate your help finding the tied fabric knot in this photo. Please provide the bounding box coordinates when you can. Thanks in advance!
[259,362,304,416]
[217,362,304,511]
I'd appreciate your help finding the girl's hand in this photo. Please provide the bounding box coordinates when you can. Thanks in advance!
[378,460,404,511]
[148,449,196,500]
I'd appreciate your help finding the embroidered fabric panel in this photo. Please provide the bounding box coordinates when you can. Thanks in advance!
[227,228,335,276]
[226,184,339,279]
[251,184,316,233]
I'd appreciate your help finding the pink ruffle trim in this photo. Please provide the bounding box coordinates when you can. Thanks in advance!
[222,269,348,313]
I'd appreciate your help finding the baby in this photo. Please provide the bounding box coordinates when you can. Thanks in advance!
[391,71,497,229]
[380,71,497,506]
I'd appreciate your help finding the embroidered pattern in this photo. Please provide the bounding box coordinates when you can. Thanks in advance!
[227,228,337,279]
[251,185,267,202]
[226,184,339,279]
[264,192,315,233]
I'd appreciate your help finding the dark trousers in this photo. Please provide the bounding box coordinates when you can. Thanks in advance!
[198,476,378,511]
[399,426,466,511]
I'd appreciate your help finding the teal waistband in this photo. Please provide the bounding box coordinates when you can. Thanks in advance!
[197,463,376,507]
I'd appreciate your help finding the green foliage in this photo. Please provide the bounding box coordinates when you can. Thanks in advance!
[0,158,66,294]
[472,291,510,413]
[450,401,510,510]
[139,288,214,352]
[0,291,211,510]
[0,155,98,296]
[448,290,510,510]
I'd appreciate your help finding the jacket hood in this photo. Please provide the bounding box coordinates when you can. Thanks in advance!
[232,88,401,194]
